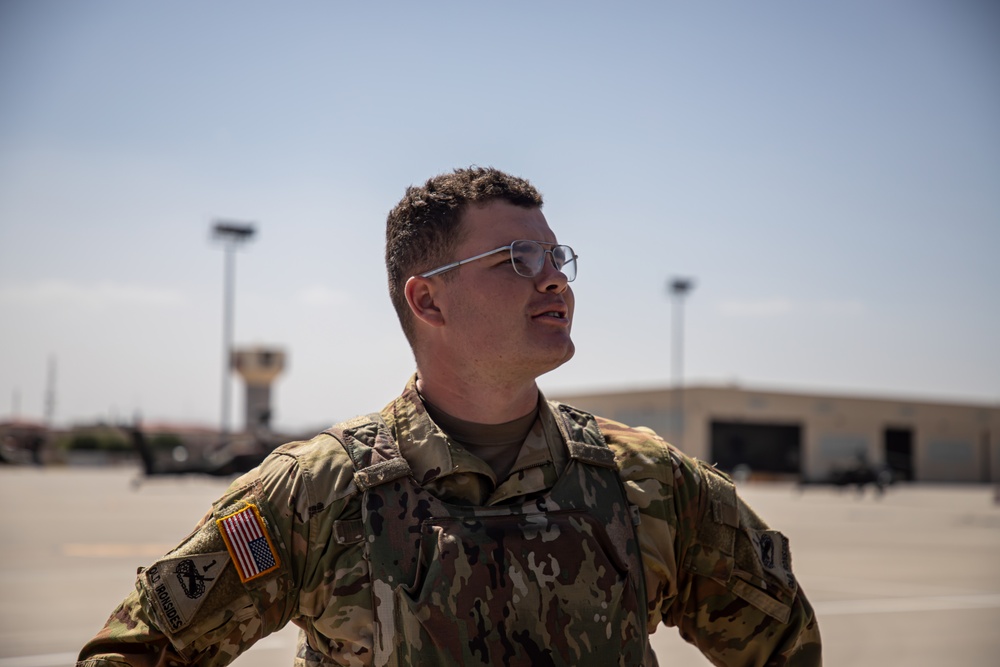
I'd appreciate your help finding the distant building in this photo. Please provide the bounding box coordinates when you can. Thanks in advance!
[232,346,286,432]
[551,385,1000,483]
[0,419,48,465]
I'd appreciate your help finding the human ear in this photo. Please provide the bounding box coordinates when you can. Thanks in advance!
[404,276,445,328]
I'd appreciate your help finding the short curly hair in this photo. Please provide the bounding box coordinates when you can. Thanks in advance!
[385,167,544,346]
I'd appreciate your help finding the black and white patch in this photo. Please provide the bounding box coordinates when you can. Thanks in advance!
[758,533,775,569]
[143,551,230,633]
[753,530,796,591]
[176,557,217,599]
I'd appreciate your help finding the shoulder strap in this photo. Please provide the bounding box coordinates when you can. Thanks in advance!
[550,402,618,469]
[323,413,412,491]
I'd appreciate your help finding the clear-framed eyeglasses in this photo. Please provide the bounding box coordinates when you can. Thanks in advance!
[419,239,578,282]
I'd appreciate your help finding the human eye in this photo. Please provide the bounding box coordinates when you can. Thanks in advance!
[489,253,514,270]
[511,255,532,272]
[550,248,565,268]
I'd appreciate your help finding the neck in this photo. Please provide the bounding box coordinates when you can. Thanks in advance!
[415,366,540,424]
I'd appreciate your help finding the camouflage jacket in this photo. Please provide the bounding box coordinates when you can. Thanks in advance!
[78,376,821,666]
[332,403,651,666]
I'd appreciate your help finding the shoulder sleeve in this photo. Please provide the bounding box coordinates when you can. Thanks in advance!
[669,457,822,666]
[598,418,821,666]
[77,434,360,666]
[598,418,684,632]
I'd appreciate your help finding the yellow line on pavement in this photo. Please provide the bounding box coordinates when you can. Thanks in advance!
[61,543,174,557]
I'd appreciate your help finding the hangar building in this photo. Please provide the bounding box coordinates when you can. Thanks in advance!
[550,385,999,483]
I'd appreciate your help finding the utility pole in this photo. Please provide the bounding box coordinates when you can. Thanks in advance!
[44,355,56,428]
[212,221,256,449]
[668,277,694,446]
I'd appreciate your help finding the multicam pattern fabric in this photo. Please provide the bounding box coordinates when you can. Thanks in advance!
[332,403,649,666]
[78,376,821,667]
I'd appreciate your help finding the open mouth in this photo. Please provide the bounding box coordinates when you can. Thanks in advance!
[533,308,568,322]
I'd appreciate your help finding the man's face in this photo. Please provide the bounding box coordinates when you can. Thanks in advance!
[433,200,575,384]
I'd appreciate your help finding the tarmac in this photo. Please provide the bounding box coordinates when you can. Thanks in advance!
[1,465,998,666]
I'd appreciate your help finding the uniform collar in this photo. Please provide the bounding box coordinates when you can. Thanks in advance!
[385,375,567,505]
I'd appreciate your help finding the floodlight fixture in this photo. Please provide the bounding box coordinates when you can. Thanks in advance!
[213,221,256,242]
[669,277,694,297]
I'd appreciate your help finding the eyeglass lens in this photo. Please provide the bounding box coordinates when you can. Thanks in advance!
[511,240,577,282]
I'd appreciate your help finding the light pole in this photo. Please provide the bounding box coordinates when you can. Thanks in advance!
[668,277,694,445]
[213,221,256,449]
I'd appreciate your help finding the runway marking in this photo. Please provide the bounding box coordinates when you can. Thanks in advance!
[61,543,174,558]
[813,593,1000,616]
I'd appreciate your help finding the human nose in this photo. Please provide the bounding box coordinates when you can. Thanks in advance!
[535,252,569,293]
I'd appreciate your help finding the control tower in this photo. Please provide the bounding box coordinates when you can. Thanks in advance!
[232,347,286,431]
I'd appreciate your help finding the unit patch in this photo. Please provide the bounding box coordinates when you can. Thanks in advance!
[759,533,775,569]
[216,504,281,583]
[143,552,229,633]
[752,529,796,589]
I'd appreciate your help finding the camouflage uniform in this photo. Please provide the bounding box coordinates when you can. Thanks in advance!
[78,376,821,666]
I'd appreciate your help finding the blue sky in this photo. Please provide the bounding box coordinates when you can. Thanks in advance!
[1,1,997,431]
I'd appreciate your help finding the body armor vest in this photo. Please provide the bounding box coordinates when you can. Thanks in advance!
[326,402,650,666]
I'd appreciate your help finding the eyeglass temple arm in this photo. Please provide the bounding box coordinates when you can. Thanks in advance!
[419,246,512,278]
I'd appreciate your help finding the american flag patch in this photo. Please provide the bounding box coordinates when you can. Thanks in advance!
[216,504,280,582]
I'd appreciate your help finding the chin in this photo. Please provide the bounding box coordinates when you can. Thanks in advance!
[537,342,575,376]
[561,342,576,364]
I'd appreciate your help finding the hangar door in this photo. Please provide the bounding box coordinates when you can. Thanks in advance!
[883,427,914,481]
[710,420,802,474]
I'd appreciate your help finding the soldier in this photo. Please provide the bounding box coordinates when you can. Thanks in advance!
[78,167,821,666]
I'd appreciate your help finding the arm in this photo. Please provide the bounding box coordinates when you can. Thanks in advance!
[664,456,821,666]
[603,419,821,667]
[77,450,314,666]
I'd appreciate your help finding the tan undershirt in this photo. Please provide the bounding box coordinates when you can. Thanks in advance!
[422,399,539,482]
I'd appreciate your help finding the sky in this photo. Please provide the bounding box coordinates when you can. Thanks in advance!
[1,0,998,434]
